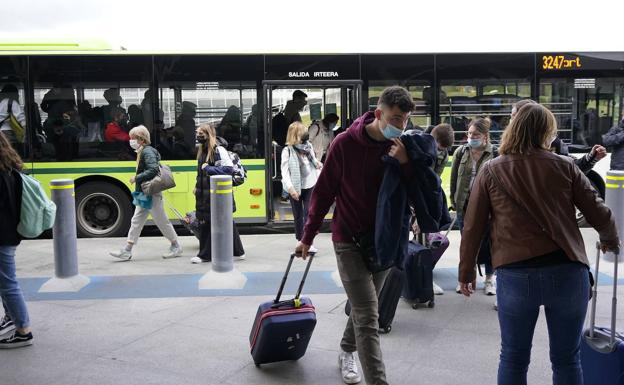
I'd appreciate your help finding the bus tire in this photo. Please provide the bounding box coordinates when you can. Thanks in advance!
[76,182,133,238]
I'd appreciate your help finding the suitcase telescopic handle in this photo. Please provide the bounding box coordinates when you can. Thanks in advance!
[588,241,620,348]
[274,253,315,304]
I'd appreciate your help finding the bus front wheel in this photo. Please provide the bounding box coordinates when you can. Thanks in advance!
[76,182,133,238]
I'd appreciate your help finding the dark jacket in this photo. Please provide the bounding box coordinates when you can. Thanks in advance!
[195,145,235,221]
[552,137,597,174]
[301,112,412,246]
[0,169,23,246]
[374,131,445,269]
[459,150,619,283]
[135,145,160,193]
[602,119,624,170]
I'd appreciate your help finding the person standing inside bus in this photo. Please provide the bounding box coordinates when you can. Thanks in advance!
[309,113,339,162]
[281,122,322,255]
[459,103,619,385]
[110,125,183,260]
[0,85,26,148]
[295,86,416,385]
[450,118,497,296]
[0,133,33,348]
[191,123,245,264]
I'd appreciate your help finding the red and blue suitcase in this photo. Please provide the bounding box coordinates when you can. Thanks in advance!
[249,253,317,367]
[580,242,624,384]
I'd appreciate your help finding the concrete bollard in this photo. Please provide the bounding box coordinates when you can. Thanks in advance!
[39,179,90,293]
[198,175,247,290]
[210,175,234,273]
[604,170,624,262]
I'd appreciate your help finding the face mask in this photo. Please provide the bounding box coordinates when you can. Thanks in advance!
[381,123,403,140]
[300,133,310,143]
[197,136,207,144]
[129,139,140,150]
[328,123,337,130]
[468,138,483,148]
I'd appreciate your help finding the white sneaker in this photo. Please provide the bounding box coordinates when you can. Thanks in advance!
[433,281,444,295]
[110,249,132,261]
[484,279,496,296]
[234,254,246,261]
[338,351,361,384]
[309,246,318,254]
[190,256,208,264]
[455,283,462,294]
[493,299,498,311]
[162,245,183,259]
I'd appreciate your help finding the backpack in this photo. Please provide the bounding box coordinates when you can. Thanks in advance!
[271,112,288,147]
[227,150,247,187]
[17,173,57,238]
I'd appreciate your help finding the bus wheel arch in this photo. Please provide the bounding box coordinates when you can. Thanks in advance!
[74,177,133,238]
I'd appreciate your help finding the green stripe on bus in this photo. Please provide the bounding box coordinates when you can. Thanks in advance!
[31,164,265,174]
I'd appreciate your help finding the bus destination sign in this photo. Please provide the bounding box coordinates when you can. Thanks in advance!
[542,55,582,70]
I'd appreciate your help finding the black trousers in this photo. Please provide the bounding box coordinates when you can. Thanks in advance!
[290,188,313,241]
[198,220,245,261]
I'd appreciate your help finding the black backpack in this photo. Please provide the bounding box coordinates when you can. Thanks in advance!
[272,112,288,147]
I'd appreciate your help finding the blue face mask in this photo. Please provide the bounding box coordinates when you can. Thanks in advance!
[381,123,403,140]
[329,123,337,130]
[468,138,483,148]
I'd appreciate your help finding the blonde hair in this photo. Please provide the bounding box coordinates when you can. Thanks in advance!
[499,103,557,155]
[285,122,307,146]
[129,125,151,145]
[196,123,218,163]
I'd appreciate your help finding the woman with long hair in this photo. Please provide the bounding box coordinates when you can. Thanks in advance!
[110,125,182,260]
[0,133,33,348]
[459,103,619,384]
[191,123,245,263]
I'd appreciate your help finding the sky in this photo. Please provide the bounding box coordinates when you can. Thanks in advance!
[2,0,624,53]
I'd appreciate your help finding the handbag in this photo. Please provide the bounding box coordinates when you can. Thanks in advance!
[141,164,176,195]
[1,101,25,143]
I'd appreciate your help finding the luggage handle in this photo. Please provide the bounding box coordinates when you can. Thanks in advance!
[588,241,620,348]
[274,252,315,306]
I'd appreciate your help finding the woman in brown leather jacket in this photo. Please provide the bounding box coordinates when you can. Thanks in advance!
[458,103,619,385]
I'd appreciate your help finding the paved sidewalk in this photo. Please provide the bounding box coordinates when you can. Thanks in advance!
[0,228,621,385]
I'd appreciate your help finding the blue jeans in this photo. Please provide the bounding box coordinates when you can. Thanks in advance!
[496,264,589,385]
[456,213,493,275]
[0,246,30,329]
[290,188,313,241]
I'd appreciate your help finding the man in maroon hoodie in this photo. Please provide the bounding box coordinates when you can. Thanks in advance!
[295,86,415,385]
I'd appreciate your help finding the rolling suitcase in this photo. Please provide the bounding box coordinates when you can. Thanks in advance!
[402,240,435,309]
[249,253,317,367]
[580,242,624,384]
[345,267,405,334]
[425,215,456,267]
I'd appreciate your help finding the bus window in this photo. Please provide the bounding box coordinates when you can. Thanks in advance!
[0,57,28,159]
[368,84,432,129]
[539,78,624,148]
[30,56,152,162]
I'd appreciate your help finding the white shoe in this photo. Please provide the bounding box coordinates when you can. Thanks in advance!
[484,279,496,296]
[433,281,444,295]
[162,245,183,259]
[234,254,246,261]
[455,283,462,294]
[190,256,208,264]
[338,351,361,384]
[309,246,318,254]
[493,299,498,311]
[110,249,132,261]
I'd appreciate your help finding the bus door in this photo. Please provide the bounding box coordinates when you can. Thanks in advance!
[262,80,362,223]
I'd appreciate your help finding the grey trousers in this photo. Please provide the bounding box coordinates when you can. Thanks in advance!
[127,193,177,245]
[335,241,390,385]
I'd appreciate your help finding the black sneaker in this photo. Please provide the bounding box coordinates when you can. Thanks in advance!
[0,331,33,349]
[0,315,15,335]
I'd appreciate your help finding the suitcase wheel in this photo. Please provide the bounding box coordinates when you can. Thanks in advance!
[427,301,435,309]
[379,325,392,334]
[412,300,435,309]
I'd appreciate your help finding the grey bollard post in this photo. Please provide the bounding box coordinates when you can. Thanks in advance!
[51,179,79,277]
[39,179,89,292]
[605,170,624,262]
[210,175,234,273]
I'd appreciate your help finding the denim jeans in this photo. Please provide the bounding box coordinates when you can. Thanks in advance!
[496,264,590,385]
[0,246,30,329]
[290,188,313,241]
[457,212,494,276]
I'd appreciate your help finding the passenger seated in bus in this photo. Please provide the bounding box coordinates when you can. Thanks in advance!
[0,84,27,147]
[51,110,81,161]
[101,88,127,128]
[171,129,191,160]
[104,111,131,143]
[283,90,307,124]
[128,104,144,128]
[41,85,76,133]
[308,113,338,162]
[218,105,242,151]
[175,101,197,157]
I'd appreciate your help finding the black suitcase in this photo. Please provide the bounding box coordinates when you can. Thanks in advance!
[345,267,405,334]
[249,254,317,367]
[402,240,435,309]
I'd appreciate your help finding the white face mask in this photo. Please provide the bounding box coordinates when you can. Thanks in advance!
[129,139,140,150]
